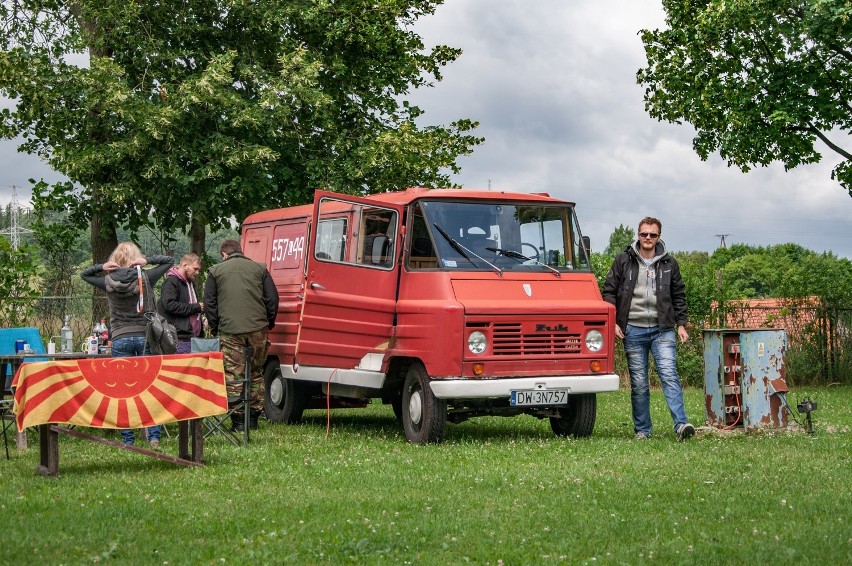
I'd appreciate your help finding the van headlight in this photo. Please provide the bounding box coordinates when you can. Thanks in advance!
[468,331,487,354]
[585,330,604,352]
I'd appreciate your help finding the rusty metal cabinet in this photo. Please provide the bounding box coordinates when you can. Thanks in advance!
[703,329,789,431]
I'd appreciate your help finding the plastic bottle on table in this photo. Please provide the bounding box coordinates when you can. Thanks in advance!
[60,315,74,353]
[94,319,109,346]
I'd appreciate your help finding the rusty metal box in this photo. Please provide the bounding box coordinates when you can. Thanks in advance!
[703,329,789,431]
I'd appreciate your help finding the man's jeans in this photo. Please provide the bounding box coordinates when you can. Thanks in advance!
[623,325,688,435]
[111,335,162,445]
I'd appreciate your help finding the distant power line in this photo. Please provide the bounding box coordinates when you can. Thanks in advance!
[0,185,33,249]
[714,234,731,248]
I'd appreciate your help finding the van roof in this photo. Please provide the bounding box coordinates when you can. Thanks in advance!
[243,187,575,224]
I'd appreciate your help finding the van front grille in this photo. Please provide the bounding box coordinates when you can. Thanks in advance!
[492,322,582,356]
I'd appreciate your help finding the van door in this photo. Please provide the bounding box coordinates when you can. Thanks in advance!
[295,191,403,370]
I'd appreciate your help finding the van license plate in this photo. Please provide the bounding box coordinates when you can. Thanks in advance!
[510,389,568,406]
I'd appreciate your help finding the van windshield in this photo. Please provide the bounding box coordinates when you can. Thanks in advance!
[407,200,591,272]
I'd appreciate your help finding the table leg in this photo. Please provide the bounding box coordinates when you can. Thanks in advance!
[178,420,189,460]
[191,419,204,464]
[37,424,59,477]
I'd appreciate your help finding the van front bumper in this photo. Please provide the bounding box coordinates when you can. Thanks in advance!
[428,374,619,399]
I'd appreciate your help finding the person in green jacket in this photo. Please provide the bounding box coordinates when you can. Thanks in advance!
[203,240,279,432]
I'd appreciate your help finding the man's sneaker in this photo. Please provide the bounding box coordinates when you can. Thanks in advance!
[634,431,650,440]
[676,423,695,442]
[148,439,161,450]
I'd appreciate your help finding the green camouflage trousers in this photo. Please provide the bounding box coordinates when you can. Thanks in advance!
[219,327,270,414]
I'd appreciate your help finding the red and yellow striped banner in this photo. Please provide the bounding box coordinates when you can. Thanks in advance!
[13,353,228,431]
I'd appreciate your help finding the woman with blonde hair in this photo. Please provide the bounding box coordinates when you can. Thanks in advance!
[81,242,173,448]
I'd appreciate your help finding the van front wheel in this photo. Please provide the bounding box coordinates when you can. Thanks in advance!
[264,362,308,424]
[401,363,447,443]
[550,393,596,437]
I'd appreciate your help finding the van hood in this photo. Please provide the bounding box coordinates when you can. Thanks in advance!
[450,277,610,316]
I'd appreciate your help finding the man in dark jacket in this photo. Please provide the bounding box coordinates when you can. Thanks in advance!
[158,253,204,354]
[203,240,279,431]
[602,217,695,442]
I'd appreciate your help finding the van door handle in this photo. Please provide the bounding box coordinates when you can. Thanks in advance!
[310,282,326,291]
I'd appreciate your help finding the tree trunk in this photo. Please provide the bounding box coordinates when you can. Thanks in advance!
[90,190,118,326]
[90,211,118,264]
[190,214,206,258]
[190,214,207,295]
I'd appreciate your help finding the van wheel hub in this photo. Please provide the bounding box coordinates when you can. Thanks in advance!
[408,390,423,426]
[269,376,284,405]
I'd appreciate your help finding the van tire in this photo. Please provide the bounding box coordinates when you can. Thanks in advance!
[401,362,447,443]
[264,361,308,424]
[390,393,403,421]
[549,393,596,438]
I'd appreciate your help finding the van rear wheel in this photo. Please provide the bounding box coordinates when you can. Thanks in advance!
[264,361,308,424]
[550,393,596,437]
[401,362,447,443]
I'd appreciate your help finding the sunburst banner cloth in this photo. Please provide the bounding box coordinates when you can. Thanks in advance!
[12,352,228,432]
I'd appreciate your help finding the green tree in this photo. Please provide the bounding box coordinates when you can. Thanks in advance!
[604,223,634,256]
[720,252,792,298]
[0,238,40,326]
[776,252,852,307]
[707,242,852,305]
[638,1,852,196]
[589,251,612,292]
[591,224,636,291]
[673,250,715,326]
[0,1,482,259]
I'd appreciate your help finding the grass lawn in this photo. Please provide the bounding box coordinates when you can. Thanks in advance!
[3,385,850,565]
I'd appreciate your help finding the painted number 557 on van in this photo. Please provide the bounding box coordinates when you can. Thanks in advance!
[242,187,618,443]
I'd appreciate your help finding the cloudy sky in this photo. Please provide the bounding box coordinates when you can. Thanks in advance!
[1,1,850,258]
[407,0,851,258]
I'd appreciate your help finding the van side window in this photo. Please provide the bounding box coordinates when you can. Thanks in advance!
[315,197,397,269]
[315,218,347,262]
[357,208,396,267]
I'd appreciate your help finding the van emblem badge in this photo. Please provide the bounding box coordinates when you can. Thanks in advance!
[523,283,532,297]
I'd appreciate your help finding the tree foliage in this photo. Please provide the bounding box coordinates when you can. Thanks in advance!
[638,0,852,196]
[0,0,482,257]
[709,242,852,306]
[0,237,40,326]
[604,223,634,256]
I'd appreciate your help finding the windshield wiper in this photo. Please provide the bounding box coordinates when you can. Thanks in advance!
[487,247,561,277]
[433,223,503,275]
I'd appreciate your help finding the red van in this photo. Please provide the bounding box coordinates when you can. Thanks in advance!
[242,188,618,443]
